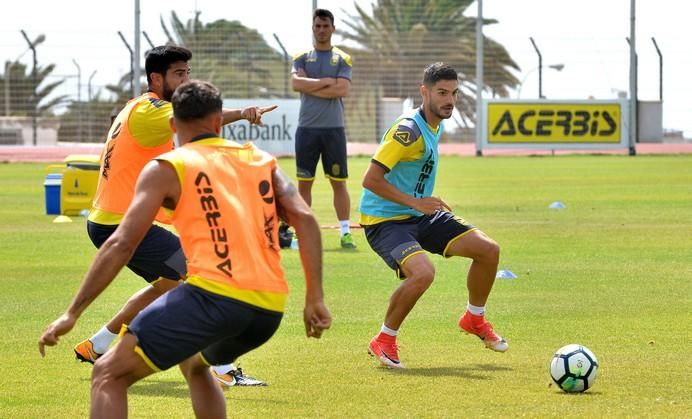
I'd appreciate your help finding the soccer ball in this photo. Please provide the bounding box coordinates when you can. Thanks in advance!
[550,344,599,393]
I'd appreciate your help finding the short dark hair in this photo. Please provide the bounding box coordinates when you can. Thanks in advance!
[423,62,458,86]
[313,8,334,25]
[171,80,222,121]
[144,45,192,83]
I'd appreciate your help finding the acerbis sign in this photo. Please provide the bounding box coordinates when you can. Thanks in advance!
[482,99,629,149]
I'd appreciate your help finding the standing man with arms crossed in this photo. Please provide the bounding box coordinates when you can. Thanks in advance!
[39,80,331,418]
[291,8,356,249]
[360,63,508,369]
[74,45,273,385]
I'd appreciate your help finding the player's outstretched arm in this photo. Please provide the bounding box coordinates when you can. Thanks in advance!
[38,160,180,356]
[272,167,331,338]
[222,105,278,126]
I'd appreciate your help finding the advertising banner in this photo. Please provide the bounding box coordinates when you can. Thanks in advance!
[222,99,299,156]
[483,100,629,149]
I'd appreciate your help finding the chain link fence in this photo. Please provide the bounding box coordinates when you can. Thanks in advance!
[1,0,688,147]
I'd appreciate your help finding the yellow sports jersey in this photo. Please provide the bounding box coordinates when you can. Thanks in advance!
[89,93,174,225]
[359,115,439,226]
[129,97,173,147]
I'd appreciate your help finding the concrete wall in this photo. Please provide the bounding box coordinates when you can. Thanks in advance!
[638,101,663,143]
[0,116,60,145]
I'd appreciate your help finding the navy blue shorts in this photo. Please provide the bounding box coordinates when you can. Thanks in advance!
[87,221,186,282]
[127,283,283,370]
[363,211,476,278]
[295,127,348,180]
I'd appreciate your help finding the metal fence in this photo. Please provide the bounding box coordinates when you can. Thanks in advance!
[0,0,689,146]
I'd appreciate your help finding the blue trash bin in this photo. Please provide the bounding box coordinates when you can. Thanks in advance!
[44,173,63,215]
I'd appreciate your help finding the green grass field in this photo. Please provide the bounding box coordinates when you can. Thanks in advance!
[1,155,691,418]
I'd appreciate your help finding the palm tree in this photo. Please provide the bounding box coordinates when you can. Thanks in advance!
[58,81,123,143]
[339,0,520,126]
[160,11,287,98]
[2,61,68,117]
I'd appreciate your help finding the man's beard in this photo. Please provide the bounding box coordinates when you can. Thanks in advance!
[162,83,175,101]
[429,101,453,120]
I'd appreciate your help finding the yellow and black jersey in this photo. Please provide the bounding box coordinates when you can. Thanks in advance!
[129,96,173,147]
[89,92,174,225]
[360,109,440,226]
[372,114,438,172]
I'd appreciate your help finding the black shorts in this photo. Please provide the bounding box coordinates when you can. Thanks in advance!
[295,127,348,180]
[127,283,283,371]
[363,211,476,278]
[87,221,186,282]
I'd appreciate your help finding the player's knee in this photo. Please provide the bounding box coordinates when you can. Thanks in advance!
[330,179,348,191]
[179,354,208,380]
[91,357,114,390]
[408,264,435,290]
[480,238,500,266]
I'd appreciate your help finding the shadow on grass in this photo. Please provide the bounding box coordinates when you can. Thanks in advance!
[323,248,361,253]
[126,379,290,406]
[127,379,189,398]
[383,363,513,379]
[551,389,603,396]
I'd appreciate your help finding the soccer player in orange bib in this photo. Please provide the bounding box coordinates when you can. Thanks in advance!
[73,45,273,385]
[39,80,331,418]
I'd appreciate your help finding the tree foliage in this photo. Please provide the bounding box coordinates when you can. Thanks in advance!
[57,85,119,143]
[1,61,67,117]
[161,11,290,98]
[339,0,520,126]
